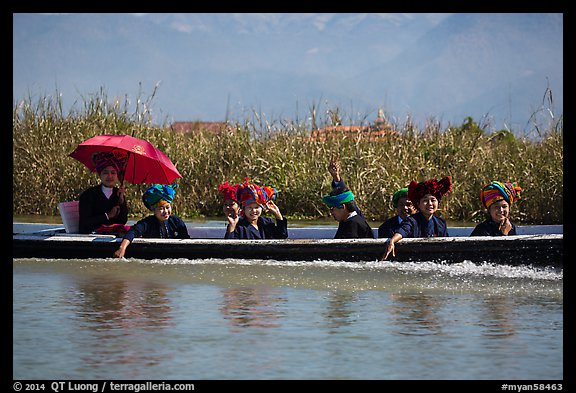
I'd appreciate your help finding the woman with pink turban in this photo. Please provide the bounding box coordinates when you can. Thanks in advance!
[224,178,288,239]
[382,176,452,260]
[470,181,522,236]
[78,152,129,234]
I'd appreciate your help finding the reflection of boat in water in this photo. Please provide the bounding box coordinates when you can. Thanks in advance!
[13,223,562,267]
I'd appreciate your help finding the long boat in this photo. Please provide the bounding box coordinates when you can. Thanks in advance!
[13,223,563,267]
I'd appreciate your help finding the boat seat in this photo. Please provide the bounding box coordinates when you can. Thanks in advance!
[58,201,80,234]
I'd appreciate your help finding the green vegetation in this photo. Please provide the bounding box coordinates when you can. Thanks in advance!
[13,90,563,225]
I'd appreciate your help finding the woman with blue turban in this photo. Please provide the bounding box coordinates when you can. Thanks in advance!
[322,188,374,239]
[113,183,190,258]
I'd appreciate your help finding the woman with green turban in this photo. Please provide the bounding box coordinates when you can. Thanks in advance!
[377,187,417,238]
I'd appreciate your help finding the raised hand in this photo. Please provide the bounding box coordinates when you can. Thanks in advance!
[265,200,283,220]
[328,159,341,182]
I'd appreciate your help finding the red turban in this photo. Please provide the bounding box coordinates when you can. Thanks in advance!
[218,181,239,202]
[408,176,452,204]
[236,178,277,207]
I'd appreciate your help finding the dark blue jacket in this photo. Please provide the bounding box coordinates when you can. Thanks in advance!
[396,212,449,238]
[470,219,517,236]
[378,216,403,238]
[334,213,374,239]
[225,216,289,239]
[123,215,190,242]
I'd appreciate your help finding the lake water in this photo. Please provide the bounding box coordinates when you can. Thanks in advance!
[13,256,563,381]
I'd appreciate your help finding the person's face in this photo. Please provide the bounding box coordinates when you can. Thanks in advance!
[154,203,172,222]
[418,194,438,217]
[99,166,119,187]
[488,199,510,223]
[330,205,349,222]
[397,196,416,220]
[223,199,240,216]
[243,202,262,222]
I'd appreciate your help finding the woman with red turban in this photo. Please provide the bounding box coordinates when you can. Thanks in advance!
[382,176,452,260]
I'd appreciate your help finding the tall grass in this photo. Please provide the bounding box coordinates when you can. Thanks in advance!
[13,90,563,225]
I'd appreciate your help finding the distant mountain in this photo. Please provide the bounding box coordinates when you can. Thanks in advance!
[13,13,562,131]
[341,13,563,127]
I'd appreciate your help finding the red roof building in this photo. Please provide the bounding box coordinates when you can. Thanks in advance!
[311,109,397,142]
[170,121,230,134]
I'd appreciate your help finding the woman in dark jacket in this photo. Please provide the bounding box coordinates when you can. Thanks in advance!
[382,176,452,260]
[378,187,417,238]
[470,181,522,236]
[225,179,288,240]
[114,183,189,258]
[323,189,374,239]
[78,152,128,234]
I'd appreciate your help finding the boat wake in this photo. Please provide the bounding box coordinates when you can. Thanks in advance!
[14,256,562,297]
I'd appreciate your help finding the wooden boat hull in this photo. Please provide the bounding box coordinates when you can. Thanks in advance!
[12,233,563,267]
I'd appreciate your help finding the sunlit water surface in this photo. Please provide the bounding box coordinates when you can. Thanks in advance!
[13,257,562,380]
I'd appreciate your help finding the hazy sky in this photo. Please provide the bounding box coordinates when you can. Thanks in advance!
[13,13,562,132]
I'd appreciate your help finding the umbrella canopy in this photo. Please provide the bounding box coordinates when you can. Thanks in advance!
[69,134,182,185]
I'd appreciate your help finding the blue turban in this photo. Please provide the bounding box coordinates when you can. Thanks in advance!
[322,190,355,208]
[142,183,178,211]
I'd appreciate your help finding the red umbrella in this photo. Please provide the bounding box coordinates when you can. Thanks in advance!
[69,134,182,185]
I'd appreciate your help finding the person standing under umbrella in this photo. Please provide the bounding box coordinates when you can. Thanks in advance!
[78,152,129,234]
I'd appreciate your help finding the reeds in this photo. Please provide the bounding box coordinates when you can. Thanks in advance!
[13,90,563,224]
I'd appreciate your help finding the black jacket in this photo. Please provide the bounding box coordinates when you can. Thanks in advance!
[335,213,374,239]
[378,216,402,238]
[79,185,128,234]
[470,219,517,236]
[123,215,190,242]
[225,216,289,239]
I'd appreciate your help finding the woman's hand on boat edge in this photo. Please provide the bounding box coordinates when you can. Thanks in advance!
[381,240,395,261]
[113,239,130,258]
[381,233,403,261]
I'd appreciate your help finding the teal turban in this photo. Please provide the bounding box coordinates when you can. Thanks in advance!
[322,190,355,208]
[142,183,178,211]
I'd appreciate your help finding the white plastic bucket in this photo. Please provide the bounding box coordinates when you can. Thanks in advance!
[58,201,80,233]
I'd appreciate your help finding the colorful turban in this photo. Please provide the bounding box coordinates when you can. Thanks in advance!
[392,187,409,208]
[236,178,277,207]
[322,190,355,208]
[218,181,239,202]
[408,176,452,204]
[142,183,178,211]
[92,151,126,175]
[480,181,522,209]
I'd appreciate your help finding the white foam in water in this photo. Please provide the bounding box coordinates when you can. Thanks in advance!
[134,257,562,281]
[20,256,561,282]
